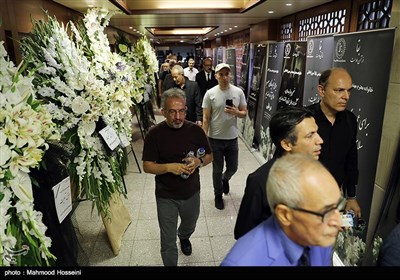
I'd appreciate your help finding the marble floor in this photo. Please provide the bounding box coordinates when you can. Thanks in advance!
[73,112,262,266]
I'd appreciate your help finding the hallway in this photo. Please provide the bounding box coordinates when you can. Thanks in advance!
[73,112,263,266]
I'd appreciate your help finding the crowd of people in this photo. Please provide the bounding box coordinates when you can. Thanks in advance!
[142,62,397,266]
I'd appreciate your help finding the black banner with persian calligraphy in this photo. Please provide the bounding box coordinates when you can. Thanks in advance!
[302,34,334,106]
[259,42,284,160]
[333,28,395,232]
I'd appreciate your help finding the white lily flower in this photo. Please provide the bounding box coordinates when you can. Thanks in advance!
[0,145,12,166]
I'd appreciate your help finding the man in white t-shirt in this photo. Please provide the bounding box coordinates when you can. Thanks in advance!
[183,58,199,81]
[202,63,248,210]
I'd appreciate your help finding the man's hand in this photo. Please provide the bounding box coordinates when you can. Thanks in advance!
[345,199,361,218]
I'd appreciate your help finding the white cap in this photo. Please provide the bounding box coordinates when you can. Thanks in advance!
[215,63,230,73]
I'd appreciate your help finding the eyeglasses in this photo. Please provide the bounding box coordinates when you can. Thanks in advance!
[288,196,347,223]
[167,108,186,116]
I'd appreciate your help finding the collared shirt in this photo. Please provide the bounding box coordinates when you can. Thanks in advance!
[183,67,199,81]
[221,217,332,266]
[307,103,358,197]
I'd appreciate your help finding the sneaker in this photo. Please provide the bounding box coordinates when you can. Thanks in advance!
[222,179,230,194]
[180,238,192,256]
[215,195,224,210]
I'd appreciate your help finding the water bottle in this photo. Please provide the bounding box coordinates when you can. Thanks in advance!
[181,151,194,179]
[196,147,205,159]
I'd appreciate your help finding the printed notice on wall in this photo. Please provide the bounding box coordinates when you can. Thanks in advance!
[99,125,121,151]
[52,177,72,224]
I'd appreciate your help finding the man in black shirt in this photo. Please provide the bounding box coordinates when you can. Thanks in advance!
[234,106,323,239]
[170,65,203,125]
[142,88,212,266]
[307,67,361,218]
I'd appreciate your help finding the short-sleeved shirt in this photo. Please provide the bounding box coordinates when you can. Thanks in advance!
[202,84,247,140]
[142,120,211,200]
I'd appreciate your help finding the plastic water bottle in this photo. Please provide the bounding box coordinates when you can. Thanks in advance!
[196,147,205,159]
[181,151,194,179]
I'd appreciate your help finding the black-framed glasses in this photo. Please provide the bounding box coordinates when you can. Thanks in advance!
[289,196,347,223]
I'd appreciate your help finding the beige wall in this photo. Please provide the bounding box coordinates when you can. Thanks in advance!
[367,0,400,244]
[0,0,137,63]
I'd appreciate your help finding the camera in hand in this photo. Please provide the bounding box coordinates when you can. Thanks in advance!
[225,99,233,107]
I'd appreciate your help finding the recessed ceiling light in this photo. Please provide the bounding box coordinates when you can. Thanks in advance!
[268,11,274,14]
[286,3,292,6]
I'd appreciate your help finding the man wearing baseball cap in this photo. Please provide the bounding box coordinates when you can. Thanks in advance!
[202,63,248,210]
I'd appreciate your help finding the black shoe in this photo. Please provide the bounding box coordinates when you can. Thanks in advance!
[180,238,192,256]
[222,179,230,194]
[215,195,224,210]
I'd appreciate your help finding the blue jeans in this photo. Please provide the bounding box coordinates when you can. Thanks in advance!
[156,191,200,266]
[208,138,239,196]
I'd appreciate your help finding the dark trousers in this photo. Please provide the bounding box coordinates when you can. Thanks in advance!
[208,138,239,196]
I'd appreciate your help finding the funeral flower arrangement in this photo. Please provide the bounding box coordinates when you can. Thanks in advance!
[114,32,158,104]
[335,225,383,266]
[0,41,59,266]
[19,10,133,217]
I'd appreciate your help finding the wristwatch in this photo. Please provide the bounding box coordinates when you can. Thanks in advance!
[199,158,204,168]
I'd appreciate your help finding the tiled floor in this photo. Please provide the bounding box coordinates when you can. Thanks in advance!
[73,111,262,266]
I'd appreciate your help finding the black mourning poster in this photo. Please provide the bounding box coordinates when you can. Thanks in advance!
[238,43,251,97]
[217,47,224,64]
[333,28,395,233]
[226,48,237,85]
[302,34,334,106]
[242,44,267,148]
[278,41,307,108]
[259,42,284,160]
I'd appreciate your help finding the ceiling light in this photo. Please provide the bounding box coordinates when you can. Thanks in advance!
[146,27,215,36]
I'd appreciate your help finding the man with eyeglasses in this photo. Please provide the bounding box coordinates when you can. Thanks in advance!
[221,153,343,266]
[142,88,213,266]
[196,57,218,98]
[307,67,361,218]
